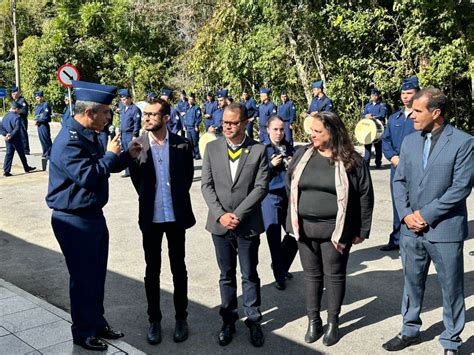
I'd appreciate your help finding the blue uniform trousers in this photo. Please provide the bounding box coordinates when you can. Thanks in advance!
[3,138,29,173]
[259,126,270,145]
[20,118,30,154]
[204,119,214,132]
[246,122,254,139]
[51,211,109,341]
[389,166,401,245]
[364,141,382,167]
[261,191,297,283]
[121,133,133,175]
[212,232,262,324]
[186,128,201,159]
[283,121,293,146]
[400,236,464,350]
[37,123,52,159]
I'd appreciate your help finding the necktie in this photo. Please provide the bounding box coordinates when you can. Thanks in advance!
[422,132,432,169]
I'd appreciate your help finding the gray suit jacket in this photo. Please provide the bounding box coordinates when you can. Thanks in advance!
[393,124,473,242]
[201,136,269,236]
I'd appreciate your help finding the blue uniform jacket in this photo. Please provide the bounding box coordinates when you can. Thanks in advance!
[14,97,29,120]
[1,112,22,141]
[34,102,52,123]
[177,99,189,116]
[382,108,416,160]
[361,101,387,123]
[266,141,294,192]
[183,104,202,128]
[204,100,218,118]
[258,101,277,128]
[307,94,333,114]
[62,103,75,126]
[210,108,224,131]
[167,107,182,134]
[277,100,297,123]
[46,118,130,213]
[119,103,141,136]
[241,97,258,119]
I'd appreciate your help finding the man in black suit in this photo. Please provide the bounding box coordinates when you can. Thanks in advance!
[201,103,269,347]
[129,97,195,346]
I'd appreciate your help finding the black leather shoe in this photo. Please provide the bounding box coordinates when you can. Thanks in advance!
[285,271,293,279]
[305,318,323,343]
[246,321,264,347]
[444,350,458,355]
[97,325,124,339]
[3,172,12,177]
[275,280,286,290]
[380,243,400,251]
[25,166,36,173]
[147,322,162,345]
[469,251,474,256]
[218,323,235,346]
[382,334,421,351]
[121,174,130,178]
[174,320,189,343]
[322,322,339,346]
[73,337,108,351]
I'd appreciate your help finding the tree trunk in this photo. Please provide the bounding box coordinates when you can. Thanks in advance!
[286,29,312,104]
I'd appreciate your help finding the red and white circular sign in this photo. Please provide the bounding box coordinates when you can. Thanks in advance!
[57,64,80,87]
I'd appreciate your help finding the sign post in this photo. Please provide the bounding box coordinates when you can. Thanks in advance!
[56,64,80,115]
[0,88,7,114]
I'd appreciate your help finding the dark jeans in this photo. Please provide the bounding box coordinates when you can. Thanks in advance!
[143,222,188,322]
[212,232,262,324]
[364,140,382,167]
[298,229,351,323]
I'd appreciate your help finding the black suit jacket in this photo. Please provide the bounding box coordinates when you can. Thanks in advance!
[129,131,196,233]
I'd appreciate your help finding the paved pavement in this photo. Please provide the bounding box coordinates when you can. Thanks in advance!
[0,121,473,354]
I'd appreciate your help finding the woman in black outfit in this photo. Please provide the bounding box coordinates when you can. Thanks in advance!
[286,111,374,346]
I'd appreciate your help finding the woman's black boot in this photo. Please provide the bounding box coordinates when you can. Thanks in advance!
[322,322,339,346]
[304,318,324,343]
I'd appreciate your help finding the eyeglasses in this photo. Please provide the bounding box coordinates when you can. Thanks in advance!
[222,120,244,127]
[143,111,161,118]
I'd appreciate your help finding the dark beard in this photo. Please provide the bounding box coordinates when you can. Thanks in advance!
[145,121,163,131]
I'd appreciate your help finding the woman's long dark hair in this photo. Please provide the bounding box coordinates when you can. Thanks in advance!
[314,111,358,172]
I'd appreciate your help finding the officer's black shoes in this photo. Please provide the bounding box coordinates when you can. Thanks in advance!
[73,336,108,351]
[285,271,294,279]
[218,323,235,346]
[245,319,264,347]
[3,172,12,177]
[322,322,340,346]
[275,280,286,290]
[97,325,124,339]
[147,322,162,345]
[173,319,189,342]
[304,318,323,343]
[444,349,459,355]
[380,243,400,251]
[41,158,48,171]
[382,333,421,351]
[25,166,36,173]
[469,251,474,256]
[121,174,130,178]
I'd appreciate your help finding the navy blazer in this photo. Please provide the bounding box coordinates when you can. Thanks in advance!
[393,124,473,242]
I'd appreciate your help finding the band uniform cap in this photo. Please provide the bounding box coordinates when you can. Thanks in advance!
[10,87,19,93]
[34,90,44,97]
[217,89,228,98]
[401,76,419,90]
[259,87,271,94]
[311,81,323,89]
[280,90,288,96]
[118,88,131,97]
[160,88,173,97]
[147,91,158,98]
[370,88,380,95]
[72,80,118,105]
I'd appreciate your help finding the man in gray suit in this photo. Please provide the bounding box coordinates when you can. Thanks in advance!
[201,103,269,348]
[382,88,473,355]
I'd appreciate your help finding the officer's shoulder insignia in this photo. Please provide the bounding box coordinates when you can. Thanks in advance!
[45,109,49,112]
[22,103,26,106]
[68,130,79,140]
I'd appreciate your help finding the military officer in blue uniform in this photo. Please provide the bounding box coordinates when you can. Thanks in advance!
[46,80,142,352]
[204,91,218,130]
[258,87,277,144]
[209,89,228,133]
[118,88,141,177]
[177,90,189,119]
[380,76,419,251]
[62,92,75,127]
[276,90,297,146]
[240,90,258,138]
[160,88,183,134]
[1,102,36,176]
[183,93,202,159]
[361,88,387,168]
[305,81,333,117]
[10,87,30,154]
[34,91,53,163]
[98,109,114,153]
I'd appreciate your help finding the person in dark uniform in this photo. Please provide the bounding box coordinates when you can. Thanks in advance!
[361,88,387,168]
[118,88,142,177]
[1,102,36,176]
[159,88,182,134]
[62,92,75,127]
[258,87,277,144]
[261,116,297,290]
[46,80,142,352]
[34,91,53,164]
[204,91,218,131]
[380,76,419,251]
[129,98,195,346]
[209,89,228,134]
[10,87,30,154]
[98,109,114,153]
[240,90,258,138]
[277,90,297,146]
[183,93,202,159]
[305,81,333,117]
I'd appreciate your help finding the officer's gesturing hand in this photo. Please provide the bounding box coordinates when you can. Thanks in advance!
[107,134,122,156]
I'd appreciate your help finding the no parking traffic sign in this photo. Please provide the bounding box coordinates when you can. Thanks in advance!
[57,64,80,87]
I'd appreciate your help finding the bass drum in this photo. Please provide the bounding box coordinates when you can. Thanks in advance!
[199,132,219,157]
[303,115,314,134]
[355,118,384,145]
